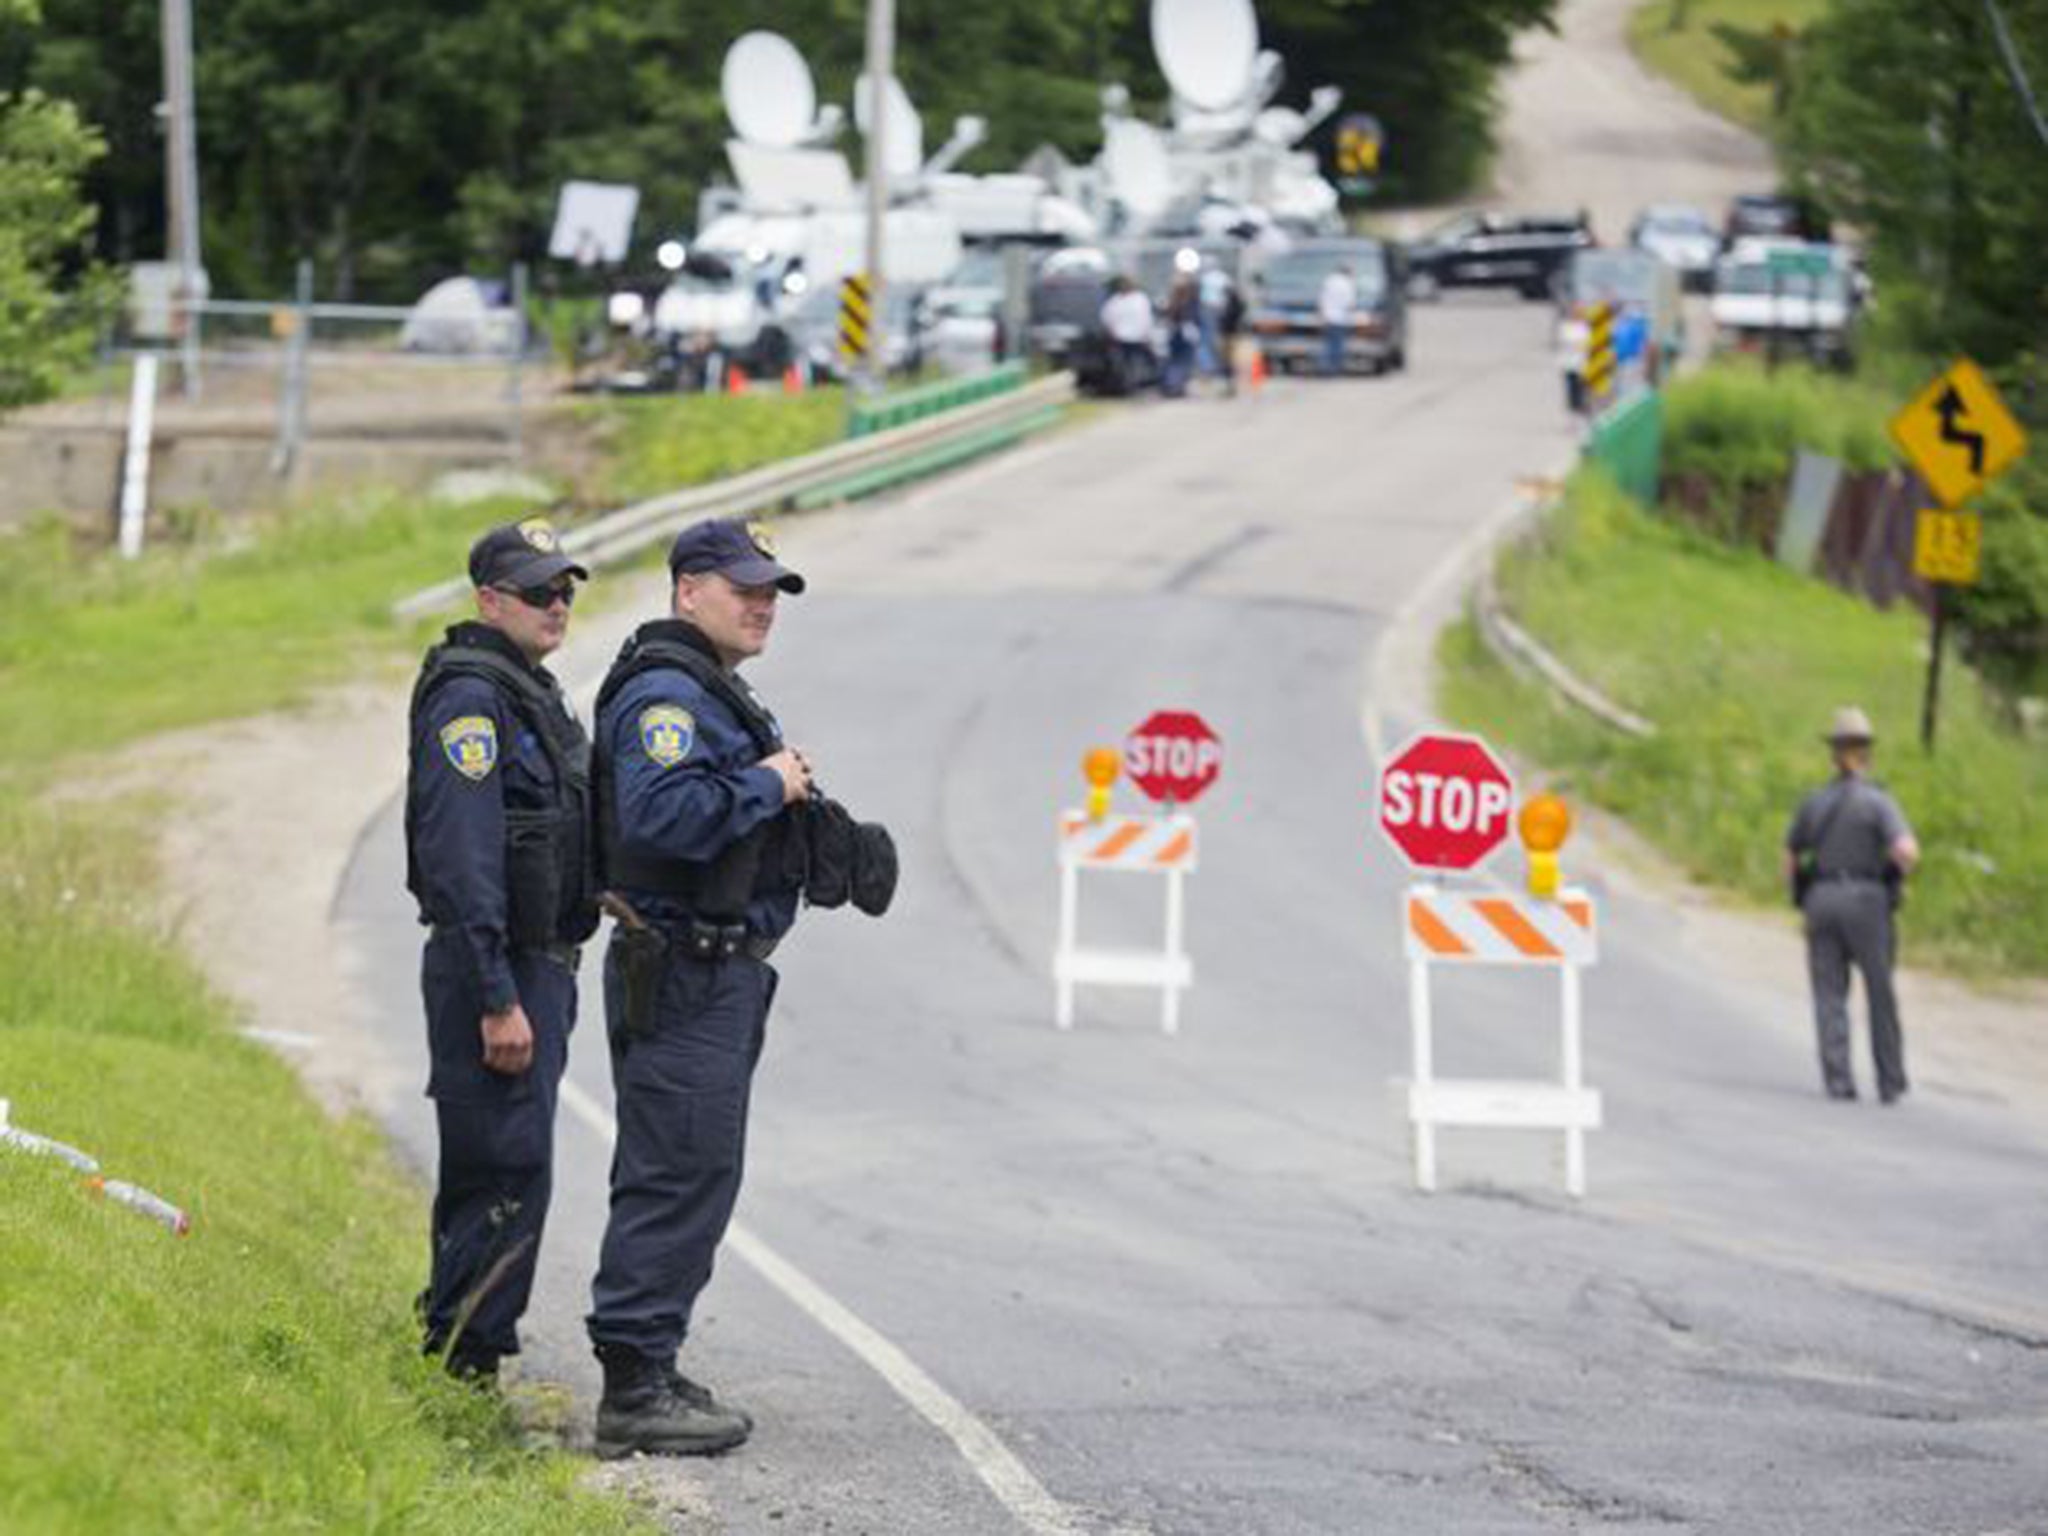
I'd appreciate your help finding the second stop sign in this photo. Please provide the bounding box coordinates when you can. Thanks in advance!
[1124,711,1223,805]
[1377,731,1516,870]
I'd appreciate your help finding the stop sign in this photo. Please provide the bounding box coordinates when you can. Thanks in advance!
[1124,710,1223,805]
[1377,731,1516,870]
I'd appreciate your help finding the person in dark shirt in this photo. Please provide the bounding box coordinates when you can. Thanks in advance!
[1783,707,1920,1103]
[404,518,594,1381]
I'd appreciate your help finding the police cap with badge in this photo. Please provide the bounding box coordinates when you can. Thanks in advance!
[471,517,590,594]
[668,517,806,593]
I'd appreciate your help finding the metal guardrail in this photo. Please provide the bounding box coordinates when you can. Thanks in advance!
[848,360,1028,438]
[391,370,1075,621]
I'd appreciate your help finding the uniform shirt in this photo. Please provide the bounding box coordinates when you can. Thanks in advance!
[408,624,576,1012]
[600,656,799,939]
[1785,772,1912,881]
[1318,269,1357,325]
[1100,289,1155,345]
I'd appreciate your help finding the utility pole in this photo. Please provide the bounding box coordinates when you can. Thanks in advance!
[861,0,894,398]
[161,0,203,398]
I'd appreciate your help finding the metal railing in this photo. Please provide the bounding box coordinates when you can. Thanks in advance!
[390,370,1075,621]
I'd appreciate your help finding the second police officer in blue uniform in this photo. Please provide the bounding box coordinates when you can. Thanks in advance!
[586,516,895,1458]
[405,518,596,1384]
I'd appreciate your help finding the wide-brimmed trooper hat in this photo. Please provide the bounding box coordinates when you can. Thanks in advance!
[1824,706,1875,744]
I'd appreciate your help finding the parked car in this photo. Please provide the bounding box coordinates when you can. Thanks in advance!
[1554,247,1684,411]
[1403,210,1592,301]
[1245,238,1407,374]
[1628,203,1720,292]
[1721,193,1830,250]
[1710,239,1858,369]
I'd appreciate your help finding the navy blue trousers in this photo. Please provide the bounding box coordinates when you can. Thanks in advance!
[420,933,575,1362]
[586,939,773,1361]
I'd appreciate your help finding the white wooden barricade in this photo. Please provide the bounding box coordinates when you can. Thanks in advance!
[1401,885,1601,1197]
[1053,811,1197,1034]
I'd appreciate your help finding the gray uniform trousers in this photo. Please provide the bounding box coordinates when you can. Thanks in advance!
[1803,879,1905,1099]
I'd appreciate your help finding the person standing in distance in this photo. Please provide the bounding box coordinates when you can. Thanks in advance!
[405,518,596,1382]
[1317,260,1357,377]
[585,516,813,1459]
[1783,707,1920,1104]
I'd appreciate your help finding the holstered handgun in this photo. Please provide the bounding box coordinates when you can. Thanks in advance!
[602,893,668,1042]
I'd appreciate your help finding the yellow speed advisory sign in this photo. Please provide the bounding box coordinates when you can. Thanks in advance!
[1889,358,2027,508]
[1912,509,1983,586]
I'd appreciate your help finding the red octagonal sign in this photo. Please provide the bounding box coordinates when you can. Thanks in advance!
[1377,731,1516,871]
[1124,710,1223,806]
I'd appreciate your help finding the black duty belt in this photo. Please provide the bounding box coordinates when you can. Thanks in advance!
[1814,871,1882,885]
[673,919,779,963]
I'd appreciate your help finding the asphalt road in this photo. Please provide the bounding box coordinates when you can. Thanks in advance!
[333,7,2047,1531]
[337,287,2048,1534]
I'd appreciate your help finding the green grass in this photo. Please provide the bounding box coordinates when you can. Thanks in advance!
[0,393,849,782]
[0,389,854,1530]
[0,797,651,1535]
[1442,466,2048,977]
[1628,0,1831,131]
[579,388,846,505]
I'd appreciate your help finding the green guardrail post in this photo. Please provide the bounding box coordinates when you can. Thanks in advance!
[847,360,1027,439]
[1588,388,1664,505]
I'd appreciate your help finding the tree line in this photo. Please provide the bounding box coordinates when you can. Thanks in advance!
[2,0,1552,312]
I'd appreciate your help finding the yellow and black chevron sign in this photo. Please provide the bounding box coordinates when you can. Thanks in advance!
[1584,300,1616,405]
[838,273,872,366]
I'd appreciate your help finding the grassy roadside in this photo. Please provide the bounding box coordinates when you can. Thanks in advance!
[1627,0,1829,132]
[1440,466,2048,978]
[0,390,845,1529]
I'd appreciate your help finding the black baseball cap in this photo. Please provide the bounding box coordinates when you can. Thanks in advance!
[468,518,588,590]
[667,516,805,594]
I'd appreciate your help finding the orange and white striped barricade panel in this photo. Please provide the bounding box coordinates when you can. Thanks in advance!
[1058,812,1199,873]
[1053,812,1197,1034]
[1401,884,1601,1199]
[1404,889,1596,967]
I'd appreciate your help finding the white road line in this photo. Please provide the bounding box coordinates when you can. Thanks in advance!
[558,1077,1093,1536]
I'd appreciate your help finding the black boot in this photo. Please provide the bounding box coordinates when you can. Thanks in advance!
[667,1363,755,1434]
[594,1346,750,1459]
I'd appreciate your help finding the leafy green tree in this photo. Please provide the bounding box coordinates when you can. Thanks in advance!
[1785,0,2048,365]
[0,40,108,407]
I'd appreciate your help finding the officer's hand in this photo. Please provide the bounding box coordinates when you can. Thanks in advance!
[480,1004,535,1075]
[762,747,813,805]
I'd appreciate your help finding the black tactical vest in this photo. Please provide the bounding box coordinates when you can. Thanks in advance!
[594,620,802,919]
[406,624,599,945]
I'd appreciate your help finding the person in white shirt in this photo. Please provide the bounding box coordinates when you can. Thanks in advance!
[1317,263,1357,376]
[1099,276,1157,393]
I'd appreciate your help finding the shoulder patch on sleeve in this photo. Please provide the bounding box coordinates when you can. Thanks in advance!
[638,705,696,768]
[439,715,498,781]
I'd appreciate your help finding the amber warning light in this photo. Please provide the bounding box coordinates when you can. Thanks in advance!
[1518,792,1573,899]
[1082,747,1121,822]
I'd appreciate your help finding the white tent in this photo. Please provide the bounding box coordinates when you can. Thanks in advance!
[401,277,522,355]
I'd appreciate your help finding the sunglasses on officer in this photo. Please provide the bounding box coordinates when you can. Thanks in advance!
[494,579,577,610]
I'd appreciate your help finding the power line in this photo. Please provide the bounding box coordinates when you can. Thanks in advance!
[1980,0,2048,152]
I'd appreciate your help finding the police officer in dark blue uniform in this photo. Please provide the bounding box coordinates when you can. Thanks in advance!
[406,517,596,1382]
[585,517,815,1458]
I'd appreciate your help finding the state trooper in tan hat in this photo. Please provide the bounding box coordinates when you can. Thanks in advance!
[1783,705,1920,1103]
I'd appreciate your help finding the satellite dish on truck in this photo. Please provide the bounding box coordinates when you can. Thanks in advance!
[722,32,817,147]
[854,72,927,182]
[1151,0,1258,111]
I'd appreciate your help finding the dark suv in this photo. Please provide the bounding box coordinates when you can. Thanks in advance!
[1403,210,1593,301]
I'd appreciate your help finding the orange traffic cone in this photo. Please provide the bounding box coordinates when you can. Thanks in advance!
[1244,344,1267,394]
[728,364,750,396]
[782,362,805,394]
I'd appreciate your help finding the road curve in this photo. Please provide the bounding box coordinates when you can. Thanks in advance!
[328,9,2048,1532]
